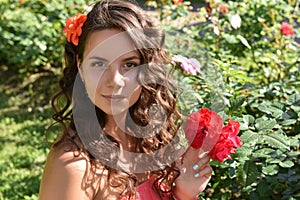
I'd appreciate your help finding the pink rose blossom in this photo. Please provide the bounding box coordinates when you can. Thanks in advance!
[172,55,201,75]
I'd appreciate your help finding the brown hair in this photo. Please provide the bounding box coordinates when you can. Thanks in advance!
[50,0,182,198]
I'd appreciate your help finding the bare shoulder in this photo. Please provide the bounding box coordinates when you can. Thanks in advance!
[39,144,99,200]
[45,144,87,173]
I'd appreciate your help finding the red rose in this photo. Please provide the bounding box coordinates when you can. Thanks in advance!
[184,108,223,151]
[222,120,242,147]
[184,111,206,149]
[198,108,212,127]
[209,140,236,162]
[184,108,242,162]
[209,120,242,162]
[280,22,294,36]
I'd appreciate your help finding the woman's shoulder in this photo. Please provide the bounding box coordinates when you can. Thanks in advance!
[39,143,100,200]
[47,128,92,171]
[49,143,88,171]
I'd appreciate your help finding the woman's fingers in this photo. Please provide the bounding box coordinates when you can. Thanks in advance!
[193,165,213,179]
[192,154,210,171]
[192,154,212,179]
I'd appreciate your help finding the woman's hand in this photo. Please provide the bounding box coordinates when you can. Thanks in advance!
[174,147,212,200]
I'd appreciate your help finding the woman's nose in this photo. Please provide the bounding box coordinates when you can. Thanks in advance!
[106,65,125,87]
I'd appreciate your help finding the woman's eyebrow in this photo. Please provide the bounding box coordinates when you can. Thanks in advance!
[121,55,141,62]
[122,56,141,61]
[87,55,140,64]
[88,56,109,62]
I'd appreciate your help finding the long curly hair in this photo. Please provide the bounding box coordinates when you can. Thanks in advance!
[50,0,183,198]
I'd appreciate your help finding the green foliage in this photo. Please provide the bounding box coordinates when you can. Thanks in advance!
[0,0,87,80]
[0,91,58,200]
[0,1,88,199]
[159,0,300,199]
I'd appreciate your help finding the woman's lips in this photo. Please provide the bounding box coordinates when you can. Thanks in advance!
[102,95,125,102]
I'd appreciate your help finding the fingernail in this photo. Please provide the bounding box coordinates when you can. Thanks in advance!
[199,152,208,159]
[193,164,199,171]
[204,174,211,179]
[194,173,200,178]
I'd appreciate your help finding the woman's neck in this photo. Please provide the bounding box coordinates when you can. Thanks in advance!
[104,114,125,137]
[104,113,136,151]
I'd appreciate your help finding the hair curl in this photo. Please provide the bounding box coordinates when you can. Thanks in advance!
[50,0,183,198]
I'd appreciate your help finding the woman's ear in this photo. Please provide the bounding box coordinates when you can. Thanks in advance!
[76,55,84,82]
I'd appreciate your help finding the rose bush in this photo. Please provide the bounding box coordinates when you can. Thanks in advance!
[150,0,300,199]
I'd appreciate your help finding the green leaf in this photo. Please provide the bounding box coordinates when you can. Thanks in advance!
[254,148,275,155]
[287,151,300,157]
[291,105,300,112]
[257,102,283,118]
[229,96,246,110]
[279,160,294,168]
[240,130,259,145]
[236,162,247,185]
[262,164,279,175]
[229,71,253,82]
[211,181,220,189]
[286,93,300,106]
[255,118,276,131]
[237,161,259,186]
[267,158,281,164]
[239,121,249,131]
[251,152,270,158]
[257,103,271,114]
[263,133,290,149]
[244,161,259,186]
[281,119,297,126]
[235,145,252,159]
[269,107,283,118]
[272,102,285,110]
[257,181,270,196]
[237,34,251,49]
[223,33,238,43]
[243,115,255,125]
[272,110,283,119]
[250,192,260,200]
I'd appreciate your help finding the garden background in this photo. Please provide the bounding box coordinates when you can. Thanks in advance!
[0,0,299,199]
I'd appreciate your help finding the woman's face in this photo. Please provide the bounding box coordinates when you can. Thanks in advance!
[79,29,142,116]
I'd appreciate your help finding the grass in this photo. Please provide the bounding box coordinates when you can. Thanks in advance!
[0,68,59,200]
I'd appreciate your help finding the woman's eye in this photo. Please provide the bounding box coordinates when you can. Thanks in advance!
[124,62,138,69]
[91,61,106,68]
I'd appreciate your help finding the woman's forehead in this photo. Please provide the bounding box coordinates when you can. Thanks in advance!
[83,29,138,61]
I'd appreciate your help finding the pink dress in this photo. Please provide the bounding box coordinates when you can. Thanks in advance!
[120,178,198,200]
[136,178,170,200]
[120,177,170,200]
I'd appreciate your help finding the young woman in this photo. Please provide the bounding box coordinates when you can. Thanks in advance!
[39,0,212,199]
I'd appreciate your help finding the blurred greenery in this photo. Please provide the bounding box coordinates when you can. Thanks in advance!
[0,1,87,199]
[0,0,299,199]
[0,78,58,200]
[159,0,300,199]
